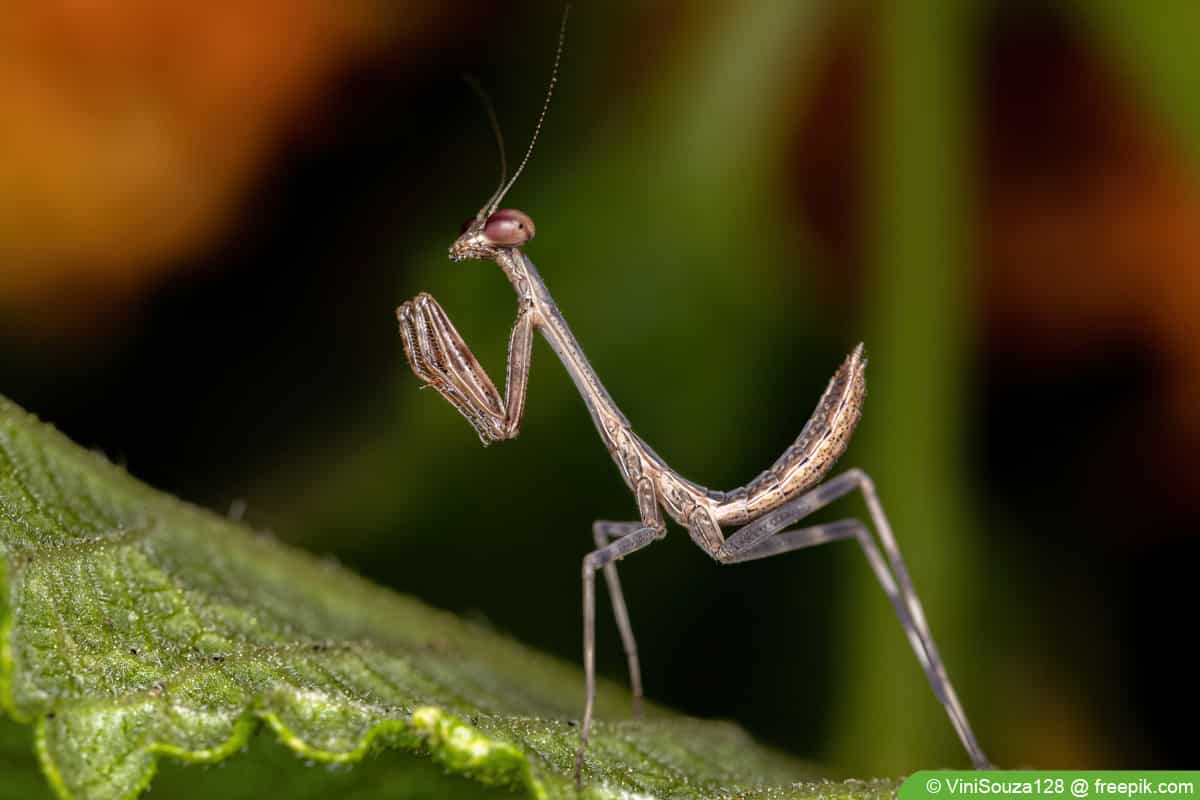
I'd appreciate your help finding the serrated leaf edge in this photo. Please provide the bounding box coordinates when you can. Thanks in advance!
[19,696,551,800]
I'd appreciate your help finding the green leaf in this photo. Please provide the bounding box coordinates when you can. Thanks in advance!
[0,395,894,800]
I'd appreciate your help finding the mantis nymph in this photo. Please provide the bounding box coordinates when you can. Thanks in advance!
[397,10,990,785]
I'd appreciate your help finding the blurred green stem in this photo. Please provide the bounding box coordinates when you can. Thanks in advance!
[1077,3,1200,172]
[833,0,984,773]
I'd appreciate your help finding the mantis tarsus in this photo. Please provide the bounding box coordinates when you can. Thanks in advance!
[397,9,990,785]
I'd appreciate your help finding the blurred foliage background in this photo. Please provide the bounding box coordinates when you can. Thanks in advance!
[1,0,1197,780]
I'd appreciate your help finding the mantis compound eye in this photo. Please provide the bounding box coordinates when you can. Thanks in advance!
[483,209,536,246]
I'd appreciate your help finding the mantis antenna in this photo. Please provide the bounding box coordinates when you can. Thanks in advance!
[463,74,509,217]
[485,4,570,217]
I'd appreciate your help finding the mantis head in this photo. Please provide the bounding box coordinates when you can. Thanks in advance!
[449,208,536,262]
[448,6,566,264]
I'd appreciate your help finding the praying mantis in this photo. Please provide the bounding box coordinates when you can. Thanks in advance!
[396,9,990,786]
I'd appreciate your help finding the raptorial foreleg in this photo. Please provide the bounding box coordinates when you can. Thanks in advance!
[397,291,533,444]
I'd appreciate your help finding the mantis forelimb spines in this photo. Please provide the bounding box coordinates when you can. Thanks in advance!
[396,7,991,785]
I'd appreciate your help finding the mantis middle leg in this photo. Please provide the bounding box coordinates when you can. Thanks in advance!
[575,523,661,786]
[593,520,647,719]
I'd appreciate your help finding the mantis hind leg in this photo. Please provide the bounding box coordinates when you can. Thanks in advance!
[713,468,992,769]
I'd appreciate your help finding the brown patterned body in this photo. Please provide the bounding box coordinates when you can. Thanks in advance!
[709,345,866,527]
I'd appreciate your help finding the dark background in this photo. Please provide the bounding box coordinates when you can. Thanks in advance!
[2,0,1197,776]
